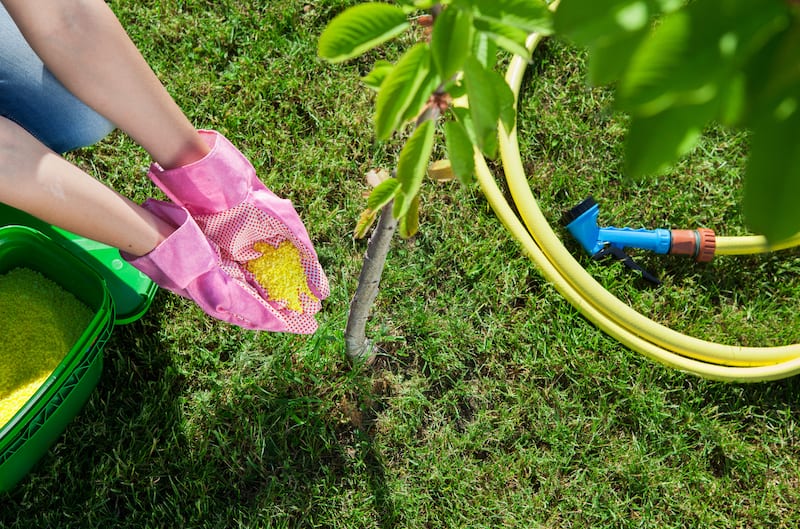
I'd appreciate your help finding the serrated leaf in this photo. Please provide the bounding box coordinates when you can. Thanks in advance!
[318,3,410,63]
[354,208,379,239]
[398,193,420,239]
[393,120,436,219]
[375,43,432,139]
[361,60,394,91]
[444,120,476,184]
[367,178,401,211]
[624,101,716,178]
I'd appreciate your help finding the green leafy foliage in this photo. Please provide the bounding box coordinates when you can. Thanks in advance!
[555,0,800,241]
[744,91,800,243]
[354,208,379,239]
[430,6,474,81]
[444,120,476,184]
[374,42,433,140]
[393,119,436,219]
[472,17,531,59]
[317,3,410,62]
[361,60,394,91]
[464,0,553,34]
[320,0,553,235]
[398,192,420,238]
[367,178,401,211]
[463,56,515,158]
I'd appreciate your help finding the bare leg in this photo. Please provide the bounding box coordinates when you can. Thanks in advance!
[0,117,173,257]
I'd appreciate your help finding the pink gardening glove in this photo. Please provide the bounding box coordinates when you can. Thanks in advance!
[147,130,329,334]
[124,200,318,333]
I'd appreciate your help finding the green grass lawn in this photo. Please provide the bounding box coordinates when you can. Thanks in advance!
[3,1,800,527]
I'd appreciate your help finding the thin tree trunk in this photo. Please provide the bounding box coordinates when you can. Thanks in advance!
[344,201,398,361]
[344,92,442,363]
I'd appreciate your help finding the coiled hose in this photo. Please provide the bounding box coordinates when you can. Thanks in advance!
[463,30,800,382]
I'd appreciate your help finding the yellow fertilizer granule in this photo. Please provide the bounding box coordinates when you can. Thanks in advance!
[0,268,93,428]
[246,241,318,313]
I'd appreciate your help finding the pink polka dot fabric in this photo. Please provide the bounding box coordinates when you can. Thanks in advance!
[147,129,329,334]
[195,202,328,334]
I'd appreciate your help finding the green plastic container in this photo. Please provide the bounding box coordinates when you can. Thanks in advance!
[0,205,157,493]
[0,204,156,324]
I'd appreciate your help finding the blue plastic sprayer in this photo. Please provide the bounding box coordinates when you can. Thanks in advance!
[562,196,716,284]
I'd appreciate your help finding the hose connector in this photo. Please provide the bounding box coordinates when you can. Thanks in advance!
[668,228,716,262]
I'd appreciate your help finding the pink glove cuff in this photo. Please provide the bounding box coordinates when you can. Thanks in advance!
[149,130,254,215]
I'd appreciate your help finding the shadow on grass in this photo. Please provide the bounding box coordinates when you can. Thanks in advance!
[1,296,397,529]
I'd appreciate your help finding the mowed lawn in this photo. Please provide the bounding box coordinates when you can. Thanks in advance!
[3,1,800,528]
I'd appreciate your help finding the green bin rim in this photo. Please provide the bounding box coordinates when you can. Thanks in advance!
[0,225,113,444]
[0,203,156,324]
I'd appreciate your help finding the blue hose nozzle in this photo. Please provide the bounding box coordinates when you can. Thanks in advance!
[562,196,716,283]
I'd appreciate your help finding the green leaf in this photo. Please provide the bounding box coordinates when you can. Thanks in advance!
[717,72,746,126]
[463,57,512,158]
[398,193,420,239]
[318,3,410,63]
[361,60,394,91]
[375,43,432,139]
[401,68,440,124]
[473,18,531,60]
[490,68,516,133]
[623,101,716,178]
[393,120,436,219]
[367,178,401,211]
[586,28,648,85]
[618,0,789,117]
[444,120,476,184]
[554,0,661,46]
[744,101,800,243]
[471,32,498,69]
[617,10,690,113]
[465,0,553,35]
[452,107,478,145]
[431,6,474,81]
[741,12,800,126]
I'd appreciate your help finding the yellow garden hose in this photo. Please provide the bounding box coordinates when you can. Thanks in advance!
[464,30,800,382]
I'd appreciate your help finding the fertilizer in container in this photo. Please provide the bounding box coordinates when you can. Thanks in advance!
[0,268,93,428]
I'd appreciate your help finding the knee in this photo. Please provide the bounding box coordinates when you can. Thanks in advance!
[51,111,115,153]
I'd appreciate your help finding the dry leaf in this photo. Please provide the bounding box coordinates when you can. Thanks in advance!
[365,168,391,188]
[428,159,455,182]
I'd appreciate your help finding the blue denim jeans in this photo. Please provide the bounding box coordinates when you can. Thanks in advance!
[0,4,114,153]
